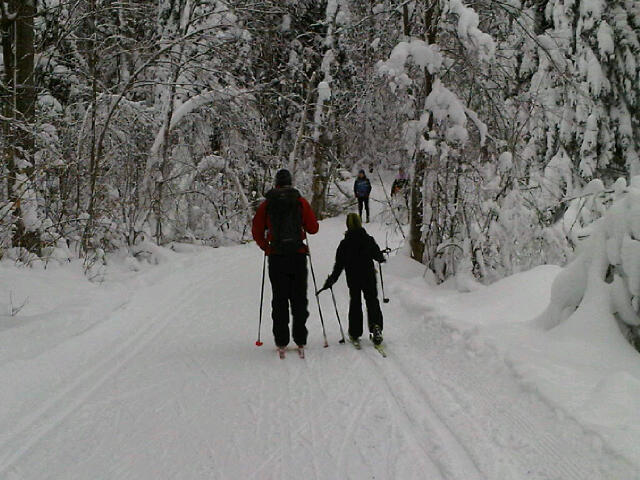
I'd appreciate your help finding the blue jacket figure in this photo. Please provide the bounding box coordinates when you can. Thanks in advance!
[322,213,385,345]
[353,170,372,223]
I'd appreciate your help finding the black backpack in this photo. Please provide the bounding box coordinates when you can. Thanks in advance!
[266,187,304,255]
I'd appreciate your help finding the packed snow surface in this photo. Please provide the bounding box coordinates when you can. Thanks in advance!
[1,179,639,479]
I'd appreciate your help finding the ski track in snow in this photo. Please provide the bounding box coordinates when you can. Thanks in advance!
[0,265,216,478]
[394,316,637,480]
[1,186,639,479]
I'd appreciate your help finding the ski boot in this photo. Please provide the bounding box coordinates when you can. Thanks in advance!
[370,325,383,346]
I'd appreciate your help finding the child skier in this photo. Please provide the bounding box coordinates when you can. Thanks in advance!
[319,213,385,346]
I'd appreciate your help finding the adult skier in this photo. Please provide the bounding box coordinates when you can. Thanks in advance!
[252,169,319,357]
[319,213,385,346]
[353,170,372,223]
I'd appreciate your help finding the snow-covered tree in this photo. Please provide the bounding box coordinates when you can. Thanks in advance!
[524,0,640,194]
[0,0,637,294]
[536,176,640,350]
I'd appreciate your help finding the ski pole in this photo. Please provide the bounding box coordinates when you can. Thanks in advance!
[330,287,346,344]
[378,261,390,304]
[306,240,329,348]
[256,254,266,346]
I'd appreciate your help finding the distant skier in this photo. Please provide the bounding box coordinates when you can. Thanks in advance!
[391,167,409,197]
[319,213,385,346]
[391,167,409,210]
[353,169,372,223]
[252,169,319,355]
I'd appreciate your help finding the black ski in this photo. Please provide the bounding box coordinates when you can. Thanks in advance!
[373,344,387,358]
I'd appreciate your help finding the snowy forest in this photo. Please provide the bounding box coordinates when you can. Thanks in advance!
[3,2,640,477]
[1,0,640,344]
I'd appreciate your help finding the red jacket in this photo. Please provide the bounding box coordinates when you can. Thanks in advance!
[252,189,319,255]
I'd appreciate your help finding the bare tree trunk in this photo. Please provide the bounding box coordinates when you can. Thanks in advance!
[154,76,178,245]
[409,153,427,262]
[290,72,317,182]
[150,0,192,245]
[83,0,99,252]
[225,165,253,226]
[3,0,40,254]
[1,7,15,218]
[409,1,439,262]
[310,129,331,218]
[402,3,410,36]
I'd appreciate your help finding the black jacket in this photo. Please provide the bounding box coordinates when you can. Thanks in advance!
[326,228,385,288]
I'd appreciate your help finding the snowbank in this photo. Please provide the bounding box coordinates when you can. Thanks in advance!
[441,265,561,328]
[0,250,172,362]
[0,246,218,467]
[0,243,218,384]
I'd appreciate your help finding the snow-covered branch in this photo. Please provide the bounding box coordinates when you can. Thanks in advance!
[445,0,495,60]
[0,1,16,21]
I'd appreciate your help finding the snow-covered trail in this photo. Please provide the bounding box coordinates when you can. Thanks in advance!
[1,188,638,479]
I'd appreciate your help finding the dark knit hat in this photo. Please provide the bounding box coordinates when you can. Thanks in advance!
[275,169,292,187]
[346,213,362,231]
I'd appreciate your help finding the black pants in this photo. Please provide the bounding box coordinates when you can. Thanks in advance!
[268,254,309,347]
[357,196,370,220]
[348,279,383,339]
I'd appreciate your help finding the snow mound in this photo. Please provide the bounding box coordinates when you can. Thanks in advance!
[536,175,640,342]
[582,371,640,428]
[445,265,559,326]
